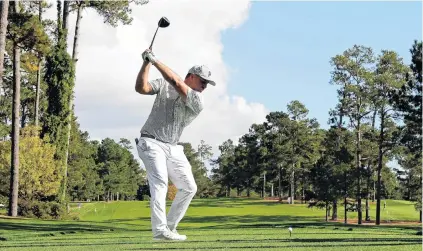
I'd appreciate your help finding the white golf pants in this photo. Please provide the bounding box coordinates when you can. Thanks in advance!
[136,136,197,236]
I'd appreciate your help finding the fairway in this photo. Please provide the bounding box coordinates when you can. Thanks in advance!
[0,198,421,251]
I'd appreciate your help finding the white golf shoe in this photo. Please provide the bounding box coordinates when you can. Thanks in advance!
[171,229,187,240]
[153,229,187,241]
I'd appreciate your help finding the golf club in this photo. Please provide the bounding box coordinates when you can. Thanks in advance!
[149,17,170,50]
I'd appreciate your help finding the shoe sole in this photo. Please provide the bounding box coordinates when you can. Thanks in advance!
[152,238,186,241]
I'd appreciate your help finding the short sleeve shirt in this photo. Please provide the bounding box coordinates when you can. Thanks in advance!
[140,78,204,144]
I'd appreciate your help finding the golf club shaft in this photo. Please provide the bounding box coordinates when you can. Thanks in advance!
[149,26,160,50]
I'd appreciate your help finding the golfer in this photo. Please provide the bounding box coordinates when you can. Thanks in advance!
[135,49,215,241]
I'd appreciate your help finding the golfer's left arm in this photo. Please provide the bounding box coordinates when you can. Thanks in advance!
[153,60,189,101]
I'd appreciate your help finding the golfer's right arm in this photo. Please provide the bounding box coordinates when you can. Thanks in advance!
[135,61,153,94]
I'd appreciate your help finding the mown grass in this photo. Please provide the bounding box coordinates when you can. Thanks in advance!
[0,198,421,250]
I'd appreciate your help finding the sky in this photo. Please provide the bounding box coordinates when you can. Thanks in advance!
[44,0,422,169]
[223,1,422,129]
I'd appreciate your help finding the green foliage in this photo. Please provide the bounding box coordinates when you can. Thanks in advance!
[6,7,50,54]
[0,2,51,132]
[69,0,149,27]
[96,138,144,200]
[0,126,62,202]
[67,119,102,201]
[211,139,236,197]
[37,0,75,203]
[309,128,355,208]
[18,200,66,219]
[41,10,74,200]
[390,40,422,156]
[179,142,216,198]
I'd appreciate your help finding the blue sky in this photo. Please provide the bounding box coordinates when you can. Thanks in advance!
[222,1,422,129]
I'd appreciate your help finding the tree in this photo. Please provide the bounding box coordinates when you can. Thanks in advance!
[361,123,378,221]
[390,40,422,221]
[0,0,50,135]
[41,0,75,203]
[237,124,265,197]
[96,138,143,201]
[62,0,149,203]
[263,111,291,199]
[211,139,236,197]
[180,142,215,198]
[330,45,374,224]
[0,126,61,202]
[8,0,21,217]
[67,118,101,201]
[197,139,212,164]
[372,50,408,225]
[35,1,51,127]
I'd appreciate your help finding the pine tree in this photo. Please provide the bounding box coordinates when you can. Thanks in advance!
[41,0,75,203]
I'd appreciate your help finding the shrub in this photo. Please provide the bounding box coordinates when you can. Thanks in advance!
[167,184,177,201]
[18,200,66,219]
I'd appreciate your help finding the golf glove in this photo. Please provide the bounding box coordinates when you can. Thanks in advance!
[142,50,157,64]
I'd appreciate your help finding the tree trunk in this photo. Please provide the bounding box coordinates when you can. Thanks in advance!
[373,180,376,202]
[8,0,20,217]
[62,0,70,31]
[419,210,422,223]
[344,172,348,224]
[34,0,42,127]
[356,108,362,225]
[289,164,295,204]
[72,3,82,62]
[20,104,26,128]
[325,201,328,222]
[332,200,338,220]
[302,186,304,204]
[365,174,371,221]
[291,169,295,204]
[278,165,282,200]
[376,109,385,225]
[62,1,83,202]
[0,0,9,89]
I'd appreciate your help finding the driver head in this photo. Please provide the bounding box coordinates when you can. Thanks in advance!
[158,17,170,28]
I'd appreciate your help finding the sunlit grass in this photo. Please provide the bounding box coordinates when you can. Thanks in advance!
[0,198,421,250]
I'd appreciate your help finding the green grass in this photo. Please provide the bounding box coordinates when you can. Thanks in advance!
[0,198,421,250]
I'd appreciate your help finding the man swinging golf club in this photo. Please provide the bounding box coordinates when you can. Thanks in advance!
[134,45,216,241]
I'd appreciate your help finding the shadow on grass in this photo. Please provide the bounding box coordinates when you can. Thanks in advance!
[1,213,419,239]
[180,214,325,227]
[2,237,421,249]
[1,206,420,247]
[178,215,421,232]
[123,243,421,250]
[0,221,117,233]
[189,198,270,208]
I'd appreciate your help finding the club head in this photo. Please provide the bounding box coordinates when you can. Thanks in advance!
[158,17,170,28]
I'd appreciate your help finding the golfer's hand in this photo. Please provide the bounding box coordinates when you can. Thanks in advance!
[142,49,157,64]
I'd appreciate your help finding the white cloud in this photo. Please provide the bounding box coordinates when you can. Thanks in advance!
[45,0,269,165]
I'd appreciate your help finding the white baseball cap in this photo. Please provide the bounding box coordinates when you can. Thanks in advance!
[188,65,216,86]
